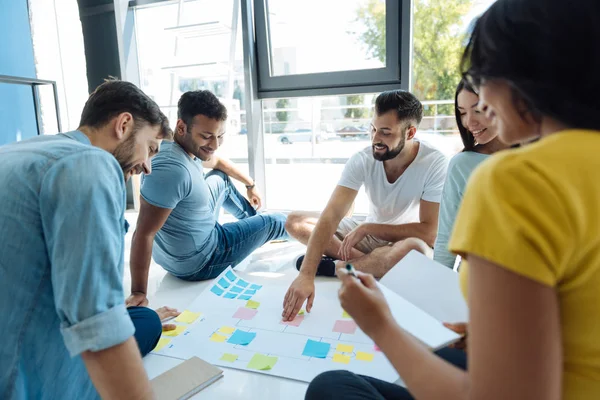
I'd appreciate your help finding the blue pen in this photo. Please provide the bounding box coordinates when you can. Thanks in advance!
[345,263,358,278]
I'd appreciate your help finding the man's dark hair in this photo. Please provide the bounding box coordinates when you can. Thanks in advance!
[375,90,423,127]
[177,90,228,128]
[462,0,600,130]
[79,79,172,139]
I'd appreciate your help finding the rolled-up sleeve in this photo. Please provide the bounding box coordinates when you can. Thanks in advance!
[40,150,134,356]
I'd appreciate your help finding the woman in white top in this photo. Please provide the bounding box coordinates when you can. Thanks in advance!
[433,79,509,269]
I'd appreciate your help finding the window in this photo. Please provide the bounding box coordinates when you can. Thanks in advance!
[254,0,410,98]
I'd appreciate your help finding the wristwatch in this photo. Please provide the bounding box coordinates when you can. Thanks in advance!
[245,181,255,189]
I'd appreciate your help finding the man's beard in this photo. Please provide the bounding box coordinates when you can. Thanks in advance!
[372,136,405,161]
[112,133,138,179]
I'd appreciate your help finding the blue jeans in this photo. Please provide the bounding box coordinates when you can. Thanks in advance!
[180,170,289,281]
[128,306,162,357]
[305,347,467,400]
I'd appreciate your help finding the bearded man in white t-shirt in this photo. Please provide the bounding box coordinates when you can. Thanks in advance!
[282,90,449,320]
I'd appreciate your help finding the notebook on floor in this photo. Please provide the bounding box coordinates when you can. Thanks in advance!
[151,356,223,399]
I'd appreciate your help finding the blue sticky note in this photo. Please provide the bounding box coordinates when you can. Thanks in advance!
[250,284,262,290]
[211,285,224,296]
[236,280,249,288]
[243,289,256,295]
[230,286,244,294]
[218,277,231,288]
[225,270,236,282]
[238,295,251,300]
[227,330,256,345]
[224,292,237,299]
[302,339,331,358]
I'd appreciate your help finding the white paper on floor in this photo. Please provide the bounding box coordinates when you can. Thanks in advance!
[152,267,459,383]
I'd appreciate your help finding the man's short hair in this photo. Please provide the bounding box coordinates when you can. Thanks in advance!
[79,79,173,140]
[375,90,424,127]
[177,90,228,128]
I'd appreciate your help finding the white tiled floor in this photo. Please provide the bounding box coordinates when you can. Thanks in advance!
[123,212,318,399]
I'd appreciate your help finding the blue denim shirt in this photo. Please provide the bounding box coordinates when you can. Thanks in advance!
[0,131,135,399]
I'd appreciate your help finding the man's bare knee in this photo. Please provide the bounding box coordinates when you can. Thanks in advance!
[390,237,433,262]
[285,211,320,239]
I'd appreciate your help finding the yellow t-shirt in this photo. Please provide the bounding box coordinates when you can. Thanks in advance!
[449,130,600,399]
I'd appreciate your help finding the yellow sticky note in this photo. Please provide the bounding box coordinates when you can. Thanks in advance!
[220,353,238,362]
[356,351,374,362]
[210,333,228,342]
[154,338,171,351]
[342,310,351,319]
[218,326,236,334]
[298,309,305,315]
[246,300,260,309]
[333,353,351,364]
[162,325,186,337]
[174,310,202,324]
[336,344,354,353]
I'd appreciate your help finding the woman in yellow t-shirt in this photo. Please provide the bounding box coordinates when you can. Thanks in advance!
[305,0,600,399]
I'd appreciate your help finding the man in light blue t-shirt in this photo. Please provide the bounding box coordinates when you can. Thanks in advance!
[127,91,288,306]
[0,80,175,399]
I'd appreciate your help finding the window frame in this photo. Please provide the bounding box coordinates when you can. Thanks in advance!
[253,0,412,99]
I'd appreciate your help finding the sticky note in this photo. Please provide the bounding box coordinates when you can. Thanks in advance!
[280,315,304,327]
[250,284,262,290]
[210,333,228,342]
[238,295,252,300]
[211,285,224,296]
[342,310,351,319]
[247,353,278,371]
[230,286,244,294]
[227,330,257,345]
[174,310,202,324]
[336,343,354,353]
[298,309,305,315]
[154,338,171,351]
[374,345,381,352]
[356,351,374,362]
[233,307,258,320]
[245,300,260,309]
[162,325,186,337]
[224,292,237,299]
[225,270,236,281]
[236,280,249,288]
[302,339,330,358]
[218,326,236,334]
[333,320,358,334]
[220,353,238,362]
[243,289,256,295]
[333,353,351,364]
[218,277,231,288]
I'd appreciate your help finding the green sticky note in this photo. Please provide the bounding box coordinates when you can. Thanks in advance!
[247,353,278,371]
[220,353,238,362]
[298,309,305,315]
[246,300,260,309]
[342,310,351,319]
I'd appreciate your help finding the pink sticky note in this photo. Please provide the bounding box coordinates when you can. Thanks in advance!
[280,315,304,327]
[374,345,381,352]
[333,320,357,334]
[233,307,258,320]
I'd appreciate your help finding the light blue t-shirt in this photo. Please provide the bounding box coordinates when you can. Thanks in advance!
[141,141,218,276]
[0,131,135,399]
[433,151,489,269]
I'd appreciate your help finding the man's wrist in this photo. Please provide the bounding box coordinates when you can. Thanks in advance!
[245,180,255,189]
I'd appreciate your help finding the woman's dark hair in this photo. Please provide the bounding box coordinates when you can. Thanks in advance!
[455,79,478,151]
[461,0,600,130]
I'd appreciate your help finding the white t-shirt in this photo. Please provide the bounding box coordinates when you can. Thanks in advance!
[338,139,449,225]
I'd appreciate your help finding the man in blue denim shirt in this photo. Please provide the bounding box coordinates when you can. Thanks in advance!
[0,80,173,399]
[127,91,288,307]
